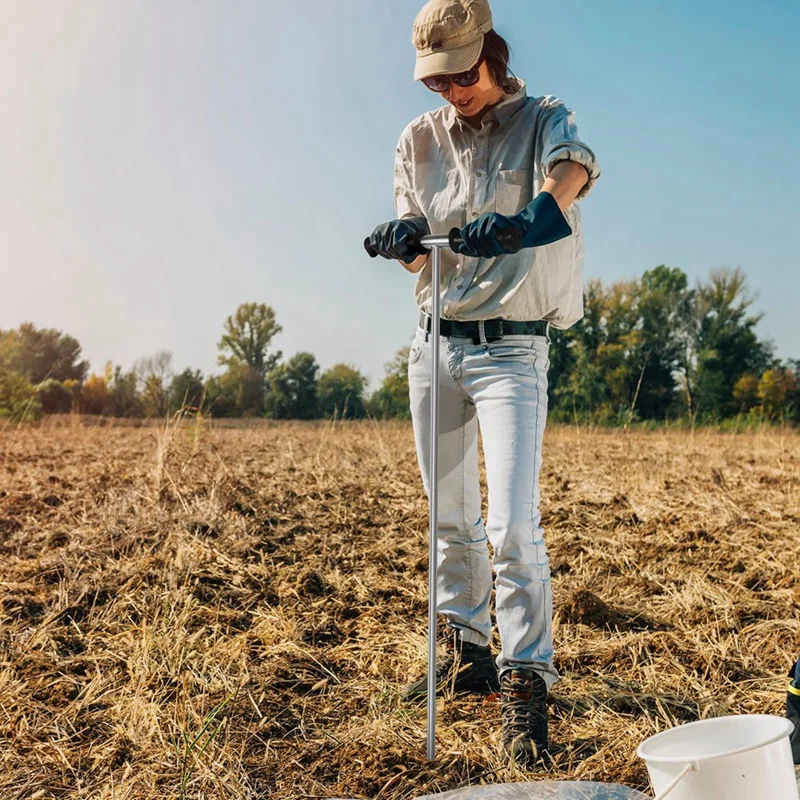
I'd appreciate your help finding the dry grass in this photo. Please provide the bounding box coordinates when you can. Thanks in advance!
[0,416,798,799]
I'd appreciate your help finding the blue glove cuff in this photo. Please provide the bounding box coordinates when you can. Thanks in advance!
[514,191,572,249]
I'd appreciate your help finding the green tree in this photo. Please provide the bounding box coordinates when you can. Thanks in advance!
[37,379,74,414]
[551,266,778,425]
[546,329,574,411]
[552,279,642,421]
[264,352,319,419]
[368,347,411,420]
[0,330,19,367]
[692,269,772,420]
[318,364,368,419]
[217,304,282,417]
[169,368,205,412]
[635,266,692,419]
[0,323,89,384]
[551,279,604,418]
[0,366,42,421]
[217,303,282,377]
[214,364,265,417]
[554,337,606,420]
[786,360,800,423]
[108,366,142,417]
[203,376,233,418]
[674,287,703,424]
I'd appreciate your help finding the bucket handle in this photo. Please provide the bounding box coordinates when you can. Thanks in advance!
[652,763,696,800]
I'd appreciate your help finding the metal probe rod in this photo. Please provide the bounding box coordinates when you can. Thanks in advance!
[425,240,441,761]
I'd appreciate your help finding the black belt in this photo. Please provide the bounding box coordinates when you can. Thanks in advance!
[419,312,548,345]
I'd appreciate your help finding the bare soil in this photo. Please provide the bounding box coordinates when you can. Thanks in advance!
[1,417,798,799]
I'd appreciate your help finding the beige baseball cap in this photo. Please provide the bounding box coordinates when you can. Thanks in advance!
[413,0,493,81]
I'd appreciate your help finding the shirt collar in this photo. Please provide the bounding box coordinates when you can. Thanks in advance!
[444,78,528,133]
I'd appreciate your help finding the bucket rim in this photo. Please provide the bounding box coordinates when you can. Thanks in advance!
[637,714,794,764]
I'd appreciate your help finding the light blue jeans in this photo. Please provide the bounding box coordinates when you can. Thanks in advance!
[408,320,558,690]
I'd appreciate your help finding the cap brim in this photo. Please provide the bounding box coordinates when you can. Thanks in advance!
[414,36,483,81]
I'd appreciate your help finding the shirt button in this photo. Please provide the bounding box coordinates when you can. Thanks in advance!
[457,283,464,290]
[475,170,484,177]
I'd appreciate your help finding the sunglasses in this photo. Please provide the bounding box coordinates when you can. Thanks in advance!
[422,57,484,93]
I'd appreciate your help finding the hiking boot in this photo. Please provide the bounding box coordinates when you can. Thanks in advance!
[787,657,800,764]
[500,668,549,768]
[401,630,499,702]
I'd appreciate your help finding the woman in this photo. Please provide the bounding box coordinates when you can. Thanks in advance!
[366,0,600,767]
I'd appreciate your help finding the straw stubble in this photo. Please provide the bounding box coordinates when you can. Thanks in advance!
[0,417,797,798]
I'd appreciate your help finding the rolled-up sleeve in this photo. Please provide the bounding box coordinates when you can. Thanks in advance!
[539,98,600,199]
[393,127,424,219]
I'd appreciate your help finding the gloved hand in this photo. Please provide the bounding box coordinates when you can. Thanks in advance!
[367,216,430,264]
[456,191,572,259]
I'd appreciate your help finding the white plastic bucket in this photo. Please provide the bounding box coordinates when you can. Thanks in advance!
[637,714,798,800]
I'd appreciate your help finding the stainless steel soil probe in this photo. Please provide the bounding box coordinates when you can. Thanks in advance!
[364,226,521,760]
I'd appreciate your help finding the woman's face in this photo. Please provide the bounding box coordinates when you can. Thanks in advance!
[440,60,503,120]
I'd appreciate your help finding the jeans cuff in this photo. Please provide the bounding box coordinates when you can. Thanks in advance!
[450,626,490,648]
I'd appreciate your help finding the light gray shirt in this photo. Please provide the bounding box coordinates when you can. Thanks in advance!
[393,78,600,328]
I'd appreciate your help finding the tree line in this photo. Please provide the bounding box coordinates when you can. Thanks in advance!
[547,265,798,425]
[0,303,410,423]
[1,266,797,425]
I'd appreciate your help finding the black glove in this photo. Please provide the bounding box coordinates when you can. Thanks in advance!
[367,216,430,264]
[456,191,572,259]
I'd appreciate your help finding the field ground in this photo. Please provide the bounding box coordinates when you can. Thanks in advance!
[1,417,799,799]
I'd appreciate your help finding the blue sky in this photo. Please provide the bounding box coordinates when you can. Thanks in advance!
[1,1,798,389]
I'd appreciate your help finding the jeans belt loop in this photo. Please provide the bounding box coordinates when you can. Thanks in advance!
[477,320,488,347]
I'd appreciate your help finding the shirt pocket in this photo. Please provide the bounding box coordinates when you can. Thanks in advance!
[494,169,533,216]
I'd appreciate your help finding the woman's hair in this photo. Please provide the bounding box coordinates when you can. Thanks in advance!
[480,29,515,90]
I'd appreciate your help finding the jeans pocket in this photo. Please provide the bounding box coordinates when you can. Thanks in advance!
[485,342,536,365]
[408,338,425,365]
[485,337,549,369]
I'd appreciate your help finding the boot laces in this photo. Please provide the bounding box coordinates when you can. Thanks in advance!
[502,672,545,740]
